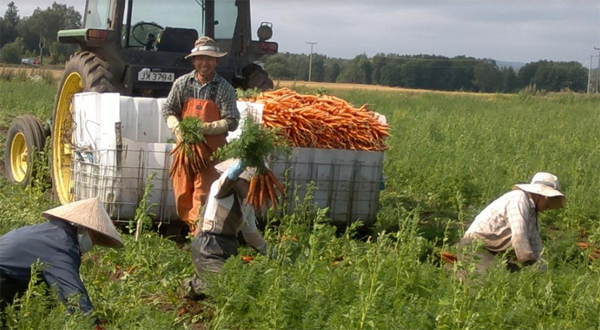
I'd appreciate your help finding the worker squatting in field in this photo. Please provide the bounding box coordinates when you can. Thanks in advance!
[458,172,566,277]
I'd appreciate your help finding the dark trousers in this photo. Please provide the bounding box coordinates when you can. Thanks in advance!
[0,271,28,311]
[186,233,238,295]
[0,271,29,328]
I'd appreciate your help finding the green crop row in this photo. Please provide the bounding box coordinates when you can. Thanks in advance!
[1,80,600,329]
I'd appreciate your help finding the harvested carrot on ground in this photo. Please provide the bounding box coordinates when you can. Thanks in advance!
[212,114,290,211]
[170,117,210,179]
[242,88,390,151]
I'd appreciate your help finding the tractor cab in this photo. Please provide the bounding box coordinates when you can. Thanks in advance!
[58,0,277,97]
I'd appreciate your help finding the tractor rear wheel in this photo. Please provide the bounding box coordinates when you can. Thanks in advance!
[5,115,46,186]
[51,51,118,204]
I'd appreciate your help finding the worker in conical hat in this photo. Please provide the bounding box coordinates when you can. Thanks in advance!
[0,198,123,323]
[459,172,566,277]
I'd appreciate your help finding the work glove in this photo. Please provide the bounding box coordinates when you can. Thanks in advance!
[225,160,245,180]
[202,119,229,135]
[166,115,182,141]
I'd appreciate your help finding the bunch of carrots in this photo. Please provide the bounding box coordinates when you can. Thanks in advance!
[245,169,286,211]
[170,117,210,179]
[243,88,390,151]
[212,114,290,211]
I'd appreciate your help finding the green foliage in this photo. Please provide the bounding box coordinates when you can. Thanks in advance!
[0,37,24,64]
[177,116,205,145]
[2,80,600,328]
[128,173,158,238]
[212,114,290,172]
[236,87,261,99]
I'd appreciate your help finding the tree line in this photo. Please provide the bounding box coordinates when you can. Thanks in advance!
[264,53,593,93]
[0,1,80,65]
[1,2,594,93]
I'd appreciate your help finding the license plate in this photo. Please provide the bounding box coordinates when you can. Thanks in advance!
[138,71,175,82]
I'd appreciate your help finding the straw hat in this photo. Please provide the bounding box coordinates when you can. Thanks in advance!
[42,198,124,248]
[513,172,566,209]
[214,158,255,181]
[185,36,227,59]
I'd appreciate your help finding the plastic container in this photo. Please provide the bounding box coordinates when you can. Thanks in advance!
[70,92,383,226]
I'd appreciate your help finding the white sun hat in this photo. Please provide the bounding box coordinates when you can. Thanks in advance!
[513,172,566,209]
[42,197,124,248]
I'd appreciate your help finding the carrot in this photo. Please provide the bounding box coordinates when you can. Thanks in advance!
[267,170,285,196]
[246,176,258,206]
[256,88,389,151]
[258,174,267,206]
[265,173,278,210]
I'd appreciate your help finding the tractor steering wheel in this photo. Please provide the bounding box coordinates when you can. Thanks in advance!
[131,21,164,47]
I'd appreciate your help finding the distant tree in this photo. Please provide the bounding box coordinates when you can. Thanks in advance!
[449,56,476,91]
[264,53,291,79]
[16,2,81,64]
[500,67,518,93]
[336,54,371,84]
[400,60,421,88]
[324,60,341,82]
[370,53,387,85]
[379,61,403,87]
[0,37,24,64]
[517,62,538,89]
[473,59,501,92]
[311,54,326,82]
[0,2,20,47]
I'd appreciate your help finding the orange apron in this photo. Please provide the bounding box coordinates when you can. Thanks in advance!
[173,87,227,231]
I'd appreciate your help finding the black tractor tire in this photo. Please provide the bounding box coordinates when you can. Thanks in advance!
[51,51,119,205]
[4,115,47,186]
[242,63,274,91]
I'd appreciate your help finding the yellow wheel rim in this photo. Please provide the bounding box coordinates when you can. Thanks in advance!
[10,132,28,182]
[53,72,83,204]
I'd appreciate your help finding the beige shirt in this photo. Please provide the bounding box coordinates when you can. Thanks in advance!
[199,173,267,254]
[464,189,542,263]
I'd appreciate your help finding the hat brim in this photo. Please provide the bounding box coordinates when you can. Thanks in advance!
[42,198,124,248]
[185,50,227,59]
[513,184,566,209]
[214,158,255,181]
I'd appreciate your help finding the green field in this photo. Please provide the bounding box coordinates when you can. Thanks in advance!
[2,75,600,329]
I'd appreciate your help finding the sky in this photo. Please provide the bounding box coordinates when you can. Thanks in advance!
[4,0,600,65]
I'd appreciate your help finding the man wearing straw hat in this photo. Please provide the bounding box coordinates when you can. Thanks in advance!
[0,198,123,320]
[163,36,240,233]
[183,159,267,300]
[459,172,566,276]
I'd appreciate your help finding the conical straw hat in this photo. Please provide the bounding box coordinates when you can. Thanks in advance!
[42,197,124,248]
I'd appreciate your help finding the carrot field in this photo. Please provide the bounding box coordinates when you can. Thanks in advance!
[1,72,600,329]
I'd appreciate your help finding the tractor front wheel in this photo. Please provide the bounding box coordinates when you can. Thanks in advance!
[51,51,118,204]
[4,115,47,186]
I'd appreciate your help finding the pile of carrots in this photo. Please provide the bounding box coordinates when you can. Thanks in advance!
[246,88,390,151]
[245,170,285,211]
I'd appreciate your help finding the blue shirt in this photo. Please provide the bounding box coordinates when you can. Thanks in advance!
[0,220,94,313]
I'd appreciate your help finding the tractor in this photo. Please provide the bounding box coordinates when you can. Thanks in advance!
[5,0,278,206]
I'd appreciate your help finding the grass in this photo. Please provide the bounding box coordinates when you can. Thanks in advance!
[1,76,600,329]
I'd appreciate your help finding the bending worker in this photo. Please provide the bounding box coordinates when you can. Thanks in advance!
[0,198,123,321]
[163,36,240,232]
[460,172,566,275]
[183,159,267,300]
